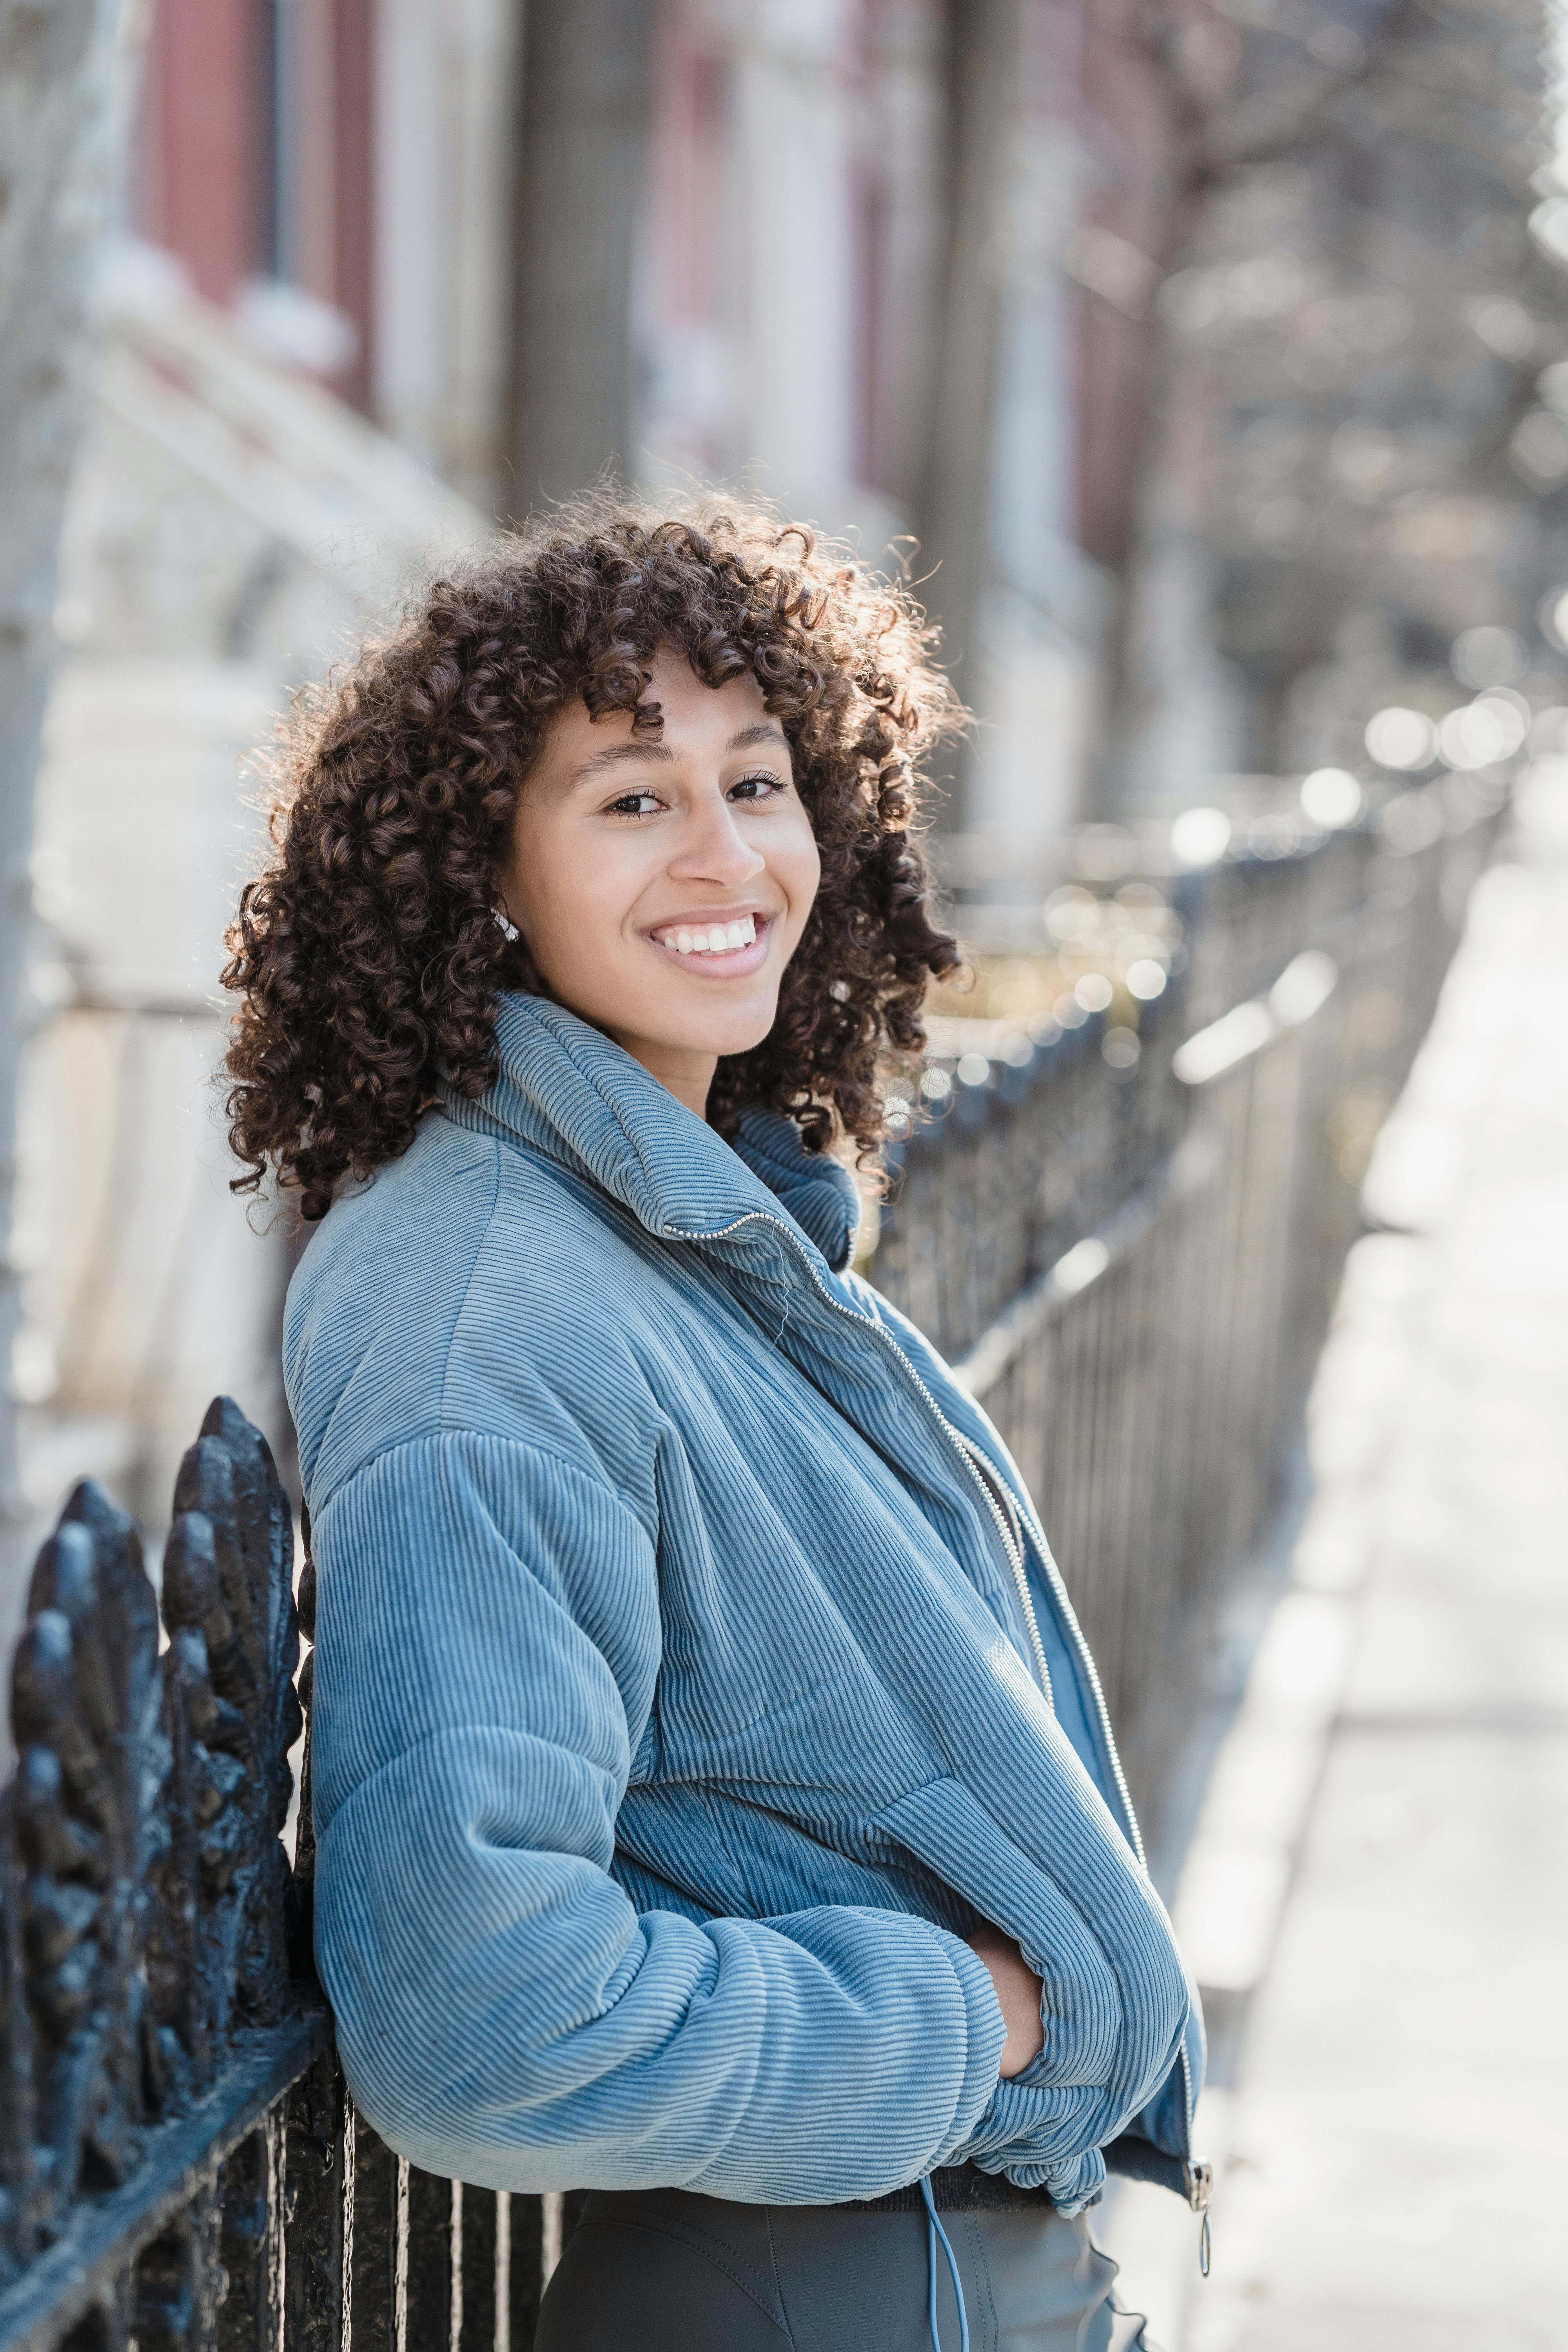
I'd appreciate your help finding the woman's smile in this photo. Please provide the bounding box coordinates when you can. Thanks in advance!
[646,908,773,973]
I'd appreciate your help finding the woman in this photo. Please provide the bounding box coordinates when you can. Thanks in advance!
[224,501,1205,2351]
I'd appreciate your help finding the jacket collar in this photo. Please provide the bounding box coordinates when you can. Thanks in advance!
[437,991,862,1274]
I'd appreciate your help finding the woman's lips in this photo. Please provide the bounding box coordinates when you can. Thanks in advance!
[647,911,774,977]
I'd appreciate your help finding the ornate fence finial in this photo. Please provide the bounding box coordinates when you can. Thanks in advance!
[0,1398,303,2289]
[7,1483,168,2249]
[160,1399,302,2065]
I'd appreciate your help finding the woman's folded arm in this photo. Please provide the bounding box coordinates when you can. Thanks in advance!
[309,1433,1007,2201]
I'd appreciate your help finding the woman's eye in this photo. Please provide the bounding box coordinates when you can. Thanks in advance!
[729,769,786,802]
[606,791,664,817]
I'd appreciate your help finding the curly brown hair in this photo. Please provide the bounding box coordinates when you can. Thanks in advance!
[222,495,963,1221]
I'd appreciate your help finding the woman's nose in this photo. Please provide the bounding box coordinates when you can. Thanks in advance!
[668,793,766,886]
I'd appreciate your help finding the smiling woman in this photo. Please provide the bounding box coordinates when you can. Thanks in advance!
[221,496,1197,2352]
[496,654,822,1118]
[222,495,964,1216]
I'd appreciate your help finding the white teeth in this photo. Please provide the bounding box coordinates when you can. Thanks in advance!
[660,915,760,955]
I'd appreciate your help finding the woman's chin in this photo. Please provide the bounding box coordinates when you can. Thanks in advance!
[616,998,781,1071]
[683,1012,780,1063]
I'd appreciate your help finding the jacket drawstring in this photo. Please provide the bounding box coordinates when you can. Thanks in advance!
[919,2176,971,2352]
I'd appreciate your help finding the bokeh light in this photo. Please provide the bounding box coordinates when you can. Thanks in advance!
[1450,626,1526,690]
[1299,769,1364,827]
[1365,708,1437,772]
[1044,886,1099,942]
[1436,695,1528,770]
[1170,807,1233,867]
[1509,410,1568,487]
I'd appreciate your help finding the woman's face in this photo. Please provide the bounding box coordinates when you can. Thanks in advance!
[497,648,821,1117]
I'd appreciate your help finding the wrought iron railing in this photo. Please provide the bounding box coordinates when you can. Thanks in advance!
[0,1401,566,2352]
[866,781,1499,1823]
[0,778,1502,2349]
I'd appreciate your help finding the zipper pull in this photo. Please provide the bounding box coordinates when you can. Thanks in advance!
[1183,2160,1213,2278]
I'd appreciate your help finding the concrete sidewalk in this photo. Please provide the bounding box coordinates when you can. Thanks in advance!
[1108,766,1568,2349]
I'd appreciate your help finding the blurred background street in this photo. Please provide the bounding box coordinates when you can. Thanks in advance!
[1098,761,1568,2346]
[2,0,1566,2342]
[1180,779,1568,2334]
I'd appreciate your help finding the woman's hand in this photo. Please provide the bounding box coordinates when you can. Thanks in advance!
[967,1923,1045,2078]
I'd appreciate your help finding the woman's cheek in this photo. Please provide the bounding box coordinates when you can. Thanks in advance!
[780,823,821,942]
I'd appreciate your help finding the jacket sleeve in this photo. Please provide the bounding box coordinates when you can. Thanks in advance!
[308,1430,1007,2201]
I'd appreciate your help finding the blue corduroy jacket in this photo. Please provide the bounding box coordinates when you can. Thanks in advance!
[287,993,1203,2214]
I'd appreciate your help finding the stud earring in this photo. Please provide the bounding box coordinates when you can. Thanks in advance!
[492,906,519,942]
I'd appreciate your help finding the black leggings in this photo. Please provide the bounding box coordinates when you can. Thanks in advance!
[534,2185,1153,2351]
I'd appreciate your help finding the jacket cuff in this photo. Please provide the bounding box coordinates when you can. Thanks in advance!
[955,2075,1106,2213]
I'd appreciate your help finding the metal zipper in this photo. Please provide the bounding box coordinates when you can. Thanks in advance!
[1173,1952,1208,2270]
[951,1422,1211,2227]
[955,1430,1208,2212]
[952,1432,1054,1707]
[1184,2146,1213,2277]
[998,1505,1213,2249]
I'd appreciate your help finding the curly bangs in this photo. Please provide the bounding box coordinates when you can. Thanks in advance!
[221,495,964,1221]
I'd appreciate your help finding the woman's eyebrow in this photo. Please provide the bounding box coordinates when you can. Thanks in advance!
[570,719,786,787]
[570,738,676,785]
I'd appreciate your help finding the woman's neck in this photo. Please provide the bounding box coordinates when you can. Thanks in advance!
[604,1029,717,1123]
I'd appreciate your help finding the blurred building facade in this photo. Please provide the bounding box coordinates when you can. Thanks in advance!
[122,0,1564,870]
[125,0,1228,855]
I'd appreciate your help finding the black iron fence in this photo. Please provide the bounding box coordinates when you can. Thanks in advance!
[867,779,1498,1821]
[0,778,1501,2350]
[0,1400,565,2352]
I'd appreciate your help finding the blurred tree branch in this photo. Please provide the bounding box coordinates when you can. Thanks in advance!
[1086,0,1561,809]
[1088,0,1430,811]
